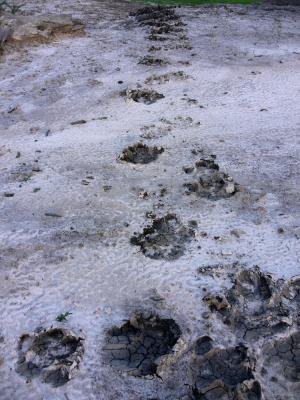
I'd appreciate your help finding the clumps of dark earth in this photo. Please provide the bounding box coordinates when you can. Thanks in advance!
[145,71,189,85]
[121,88,164,105]
[103,314,181,377]
[131,6,181,26]
[190,340,262,400]
[139,56,169,66]
[183,158,238,200]
[130,6,186,44]
[119,143,164,164]
[130,213,195,260]
[203,268,295,340]
[262,331,300,398]
[16,328,84,387]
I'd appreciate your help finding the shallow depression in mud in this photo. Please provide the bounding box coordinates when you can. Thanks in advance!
[16,328,84,387]
[119,143,164,164]
[183,158,238,200]
[130,213,195,260]
[121,88,165,105]
[191,340,261,400]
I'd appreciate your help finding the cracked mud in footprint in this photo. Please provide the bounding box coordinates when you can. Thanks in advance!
[261,331,300,399]
[130,213,195,260]
[119,143,164,164]
[16,328,84,387]
[183,159,238,200]
[204,268,291,340]
[191,340,261,400]
[121,89,164,105]
[103,314,181,377]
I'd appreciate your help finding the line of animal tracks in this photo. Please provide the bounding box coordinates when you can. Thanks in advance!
[0,1,300,399]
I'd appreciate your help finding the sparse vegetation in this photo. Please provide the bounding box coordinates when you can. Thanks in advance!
[56,312,72,322]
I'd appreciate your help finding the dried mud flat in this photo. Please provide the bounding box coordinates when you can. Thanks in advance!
[0,1,300,399]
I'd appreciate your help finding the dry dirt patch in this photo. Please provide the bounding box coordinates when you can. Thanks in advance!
[0,13,84,48]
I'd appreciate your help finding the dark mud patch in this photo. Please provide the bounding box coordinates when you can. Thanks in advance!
[183,158,238,200]
[145,71,189,85]
[148,45,162,52]
[121,88,164,105]
[191,340,261,400]
[139,56,169,66]
[103,314,181,377]
[130,213,195,260]
[131,6,186,45]
[147,34,168,42]
[119,143,164,164]
[262,331,300,398]
[131,6,179,24]
[204,268,291,340]
[16,328,84,387]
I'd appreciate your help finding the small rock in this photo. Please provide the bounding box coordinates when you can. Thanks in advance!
[225,182,235,194]
[45,212,62,218]
[7,105,17,114]
[71,120,86,125]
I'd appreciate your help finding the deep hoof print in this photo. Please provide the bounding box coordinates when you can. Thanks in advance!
[204,268,291,340]
[262,331,300,399]
[103,314,181,377]
[191,341,261,400]
[130,213,195,260]
[183,159,238,200]
[119,143,164,164]
[121,89,164,105]
[16,328,84,387]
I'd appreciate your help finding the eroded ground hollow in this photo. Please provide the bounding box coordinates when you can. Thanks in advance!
[183,158,238,200]
[103,314,181,377]
[191,339,261,400]
[16,328,84,387]
[121,88,165,105]
[119,143,164,164]
[130,213,195,260]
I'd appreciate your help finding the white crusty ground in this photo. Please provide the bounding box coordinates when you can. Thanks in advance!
[0,1,299,399]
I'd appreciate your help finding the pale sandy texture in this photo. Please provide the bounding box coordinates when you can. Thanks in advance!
[0,1,299,399]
